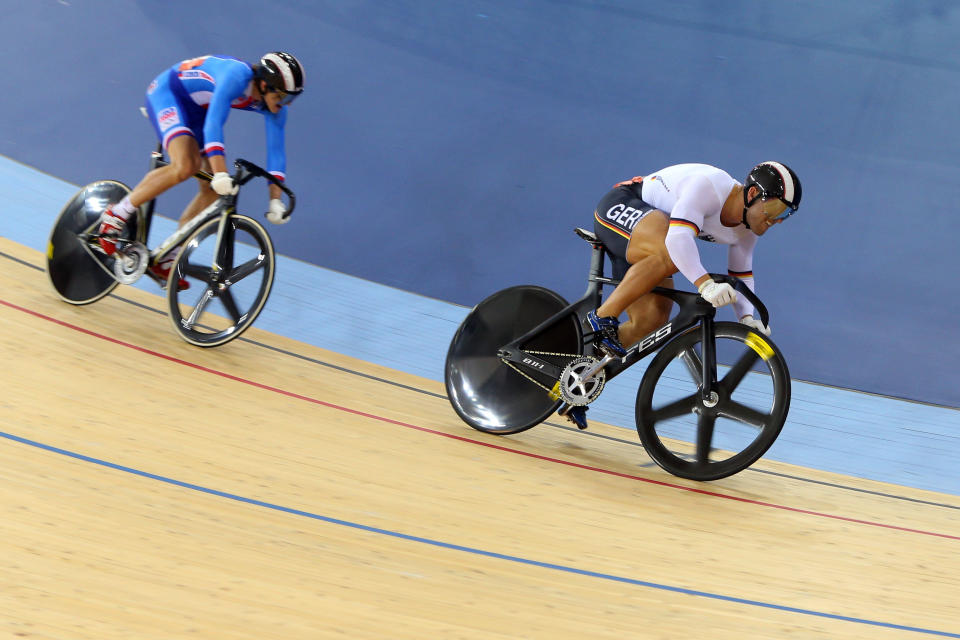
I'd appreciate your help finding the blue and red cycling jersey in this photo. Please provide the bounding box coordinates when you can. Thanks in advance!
[144,55,288,181]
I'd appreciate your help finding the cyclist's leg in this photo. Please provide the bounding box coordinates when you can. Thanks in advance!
[596,209,674,319]
[127,134,203,209]
[590,185,673,355]
[101,72,188,254]
[178,155,218,227]
[100,147,200,252]
[131,69,207,211]
[140,137,205,290]
[101,121,202,258]
[619,277,675,347]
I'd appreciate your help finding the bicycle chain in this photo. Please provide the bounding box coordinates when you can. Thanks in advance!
[501,349,581,394]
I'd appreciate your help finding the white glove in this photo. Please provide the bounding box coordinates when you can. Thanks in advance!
[740,314,771,336]
[266,198,290,224]
[698,280,737,307]
[210,172,238,196]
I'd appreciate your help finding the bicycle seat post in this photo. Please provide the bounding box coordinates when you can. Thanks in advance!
[572,228,619,310]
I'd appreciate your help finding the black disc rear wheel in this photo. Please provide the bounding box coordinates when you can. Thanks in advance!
[445,285,582,434]
[46,180,140,305]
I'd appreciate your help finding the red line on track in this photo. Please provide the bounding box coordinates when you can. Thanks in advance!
[3,297,957,541]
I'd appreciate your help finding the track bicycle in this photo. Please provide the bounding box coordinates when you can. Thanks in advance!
[444,228,791,481]
[45,148,295,347]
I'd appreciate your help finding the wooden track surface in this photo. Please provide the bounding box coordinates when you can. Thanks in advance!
[1,238,958,639]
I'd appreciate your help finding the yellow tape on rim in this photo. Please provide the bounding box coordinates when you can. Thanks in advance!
[745,332,774,361]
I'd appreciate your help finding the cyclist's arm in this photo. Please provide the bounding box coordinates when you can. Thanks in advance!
[263,106,288,189]
[201,61,252,164]
[663,175,717,288]
[728,237,758,320]
[208,155,228,175]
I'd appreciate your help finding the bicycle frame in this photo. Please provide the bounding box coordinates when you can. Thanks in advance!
[497,228,770,404]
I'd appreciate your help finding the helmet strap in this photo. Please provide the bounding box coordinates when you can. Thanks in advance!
[254,79,270,105]
[742,185,761,230]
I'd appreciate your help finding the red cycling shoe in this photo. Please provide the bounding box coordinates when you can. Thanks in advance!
[148,261,190,291]
[97,208,127,255]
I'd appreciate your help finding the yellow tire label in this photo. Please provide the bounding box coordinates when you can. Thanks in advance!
[46,242,54,260]
[745,333,774,361]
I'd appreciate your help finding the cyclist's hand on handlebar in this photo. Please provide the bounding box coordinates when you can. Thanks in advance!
[739,314,771,336]
[211,172,239,196]
[698,280,737,307]
[266,198,291,225]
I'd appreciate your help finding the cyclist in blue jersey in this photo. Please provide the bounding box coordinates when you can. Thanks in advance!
[97,52,305,289]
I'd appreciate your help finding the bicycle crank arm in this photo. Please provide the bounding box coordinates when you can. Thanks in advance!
[580,353,616,380]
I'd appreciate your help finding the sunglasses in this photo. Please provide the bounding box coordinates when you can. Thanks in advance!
[761,197,797,222]
[272,89,300,106]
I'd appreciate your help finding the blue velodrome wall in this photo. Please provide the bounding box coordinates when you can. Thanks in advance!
[2,1,958,407]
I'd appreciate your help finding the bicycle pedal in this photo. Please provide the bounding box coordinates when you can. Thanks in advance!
[567,406,589,430]
[592,342,623,360]
[557,404,589,430]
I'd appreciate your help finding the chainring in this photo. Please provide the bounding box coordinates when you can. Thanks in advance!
[112,242,149,284]
[558,355,606,406]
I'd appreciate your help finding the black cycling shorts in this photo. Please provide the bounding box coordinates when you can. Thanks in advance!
[592,182,658,280]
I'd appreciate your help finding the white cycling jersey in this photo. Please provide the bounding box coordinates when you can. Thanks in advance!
[641,163,756,319]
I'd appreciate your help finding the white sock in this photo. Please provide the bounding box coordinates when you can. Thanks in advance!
[112,195,136,221]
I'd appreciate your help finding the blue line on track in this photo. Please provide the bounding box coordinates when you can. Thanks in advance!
[2,429,957,638]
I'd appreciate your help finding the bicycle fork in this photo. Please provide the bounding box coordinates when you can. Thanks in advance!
[698,318,720,407]
[208,208,234,283]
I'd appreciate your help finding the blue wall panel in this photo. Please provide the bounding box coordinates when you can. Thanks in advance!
[2,1,957,406]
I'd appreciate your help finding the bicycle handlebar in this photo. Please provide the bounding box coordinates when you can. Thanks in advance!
[149,151,297,218]
[707,273,770,328]
[232,158,297,217]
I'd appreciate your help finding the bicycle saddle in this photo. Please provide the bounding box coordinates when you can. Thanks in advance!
[574,227,599,244]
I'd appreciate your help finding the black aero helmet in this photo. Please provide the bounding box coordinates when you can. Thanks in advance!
[256,52,305,101]
[744,161,802,214]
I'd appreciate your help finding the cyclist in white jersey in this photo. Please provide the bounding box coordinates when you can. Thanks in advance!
[587,161,802,358]
[561,161,801,430]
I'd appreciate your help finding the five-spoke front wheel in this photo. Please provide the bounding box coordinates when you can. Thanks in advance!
[635,322,791,481]
[167,214,275,347]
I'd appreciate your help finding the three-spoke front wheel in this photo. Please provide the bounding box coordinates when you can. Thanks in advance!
[635,322,790,481]
[167,214,275,347]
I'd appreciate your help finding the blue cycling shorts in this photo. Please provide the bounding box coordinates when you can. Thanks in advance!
[144,69,207,151]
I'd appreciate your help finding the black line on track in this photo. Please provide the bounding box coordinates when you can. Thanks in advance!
[5,249,958,510]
